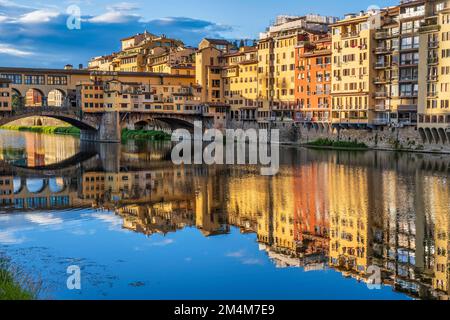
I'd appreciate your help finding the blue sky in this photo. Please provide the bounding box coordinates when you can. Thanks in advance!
[0,0,398,68]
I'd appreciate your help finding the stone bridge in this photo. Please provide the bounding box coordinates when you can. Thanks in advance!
[0,106,211,142]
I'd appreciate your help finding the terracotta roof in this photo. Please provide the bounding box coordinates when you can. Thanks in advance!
[204,38,231,45]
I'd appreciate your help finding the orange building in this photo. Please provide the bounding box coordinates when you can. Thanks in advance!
[295,35,332,123]
[0,78,12,111]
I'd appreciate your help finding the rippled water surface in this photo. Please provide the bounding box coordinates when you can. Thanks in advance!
[0,129,449,300]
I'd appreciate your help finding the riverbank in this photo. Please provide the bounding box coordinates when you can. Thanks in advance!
[0,257,36,300]
[122,128,171,141]
[304,138,369,151]
[0,125,80,136]
[0,126,171,141]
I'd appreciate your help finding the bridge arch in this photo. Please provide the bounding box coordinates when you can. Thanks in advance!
[0,111,98,131]
[13,177,23,194]
[47,89,66,107]
[25,88,45,107]
[11,88,22,97]
[49,177,66,193]
[152,116,196,131]
[26,178,46,194]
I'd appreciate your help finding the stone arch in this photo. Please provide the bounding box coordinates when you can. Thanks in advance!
[438,128,447,144]
[424,128,433,144]
[10,88,24,109]
[152,116,196,132]
[418,128,427,143]
[25,88,45,107]
[431,128,440,144]
[26,178,46,194]
[0,112,97,131]
[49,177,66,193]
[47,89,66,107]
[13,177,23,194]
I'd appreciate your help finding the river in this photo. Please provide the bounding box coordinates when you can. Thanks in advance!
[0,129,449,300]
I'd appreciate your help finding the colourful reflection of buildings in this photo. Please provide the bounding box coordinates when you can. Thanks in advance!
[1,144,450,300]
[428,177,450,297]
[328,164,372,278]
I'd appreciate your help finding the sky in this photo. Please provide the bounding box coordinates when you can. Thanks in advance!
[0,0,398,68]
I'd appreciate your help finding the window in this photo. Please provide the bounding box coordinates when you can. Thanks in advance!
[25,75,45,85]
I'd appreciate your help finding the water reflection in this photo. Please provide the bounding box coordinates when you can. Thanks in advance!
[0,130,449,300]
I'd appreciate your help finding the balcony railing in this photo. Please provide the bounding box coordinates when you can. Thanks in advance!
[342,31,359,39]
[374,62,387,69]
[428,57,439,65]
[428,41,439,49]
[375,92,388,98]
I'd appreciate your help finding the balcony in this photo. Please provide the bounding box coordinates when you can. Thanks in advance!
[375,104,387,111]
[398,9,424,21]
[374,91,388,98]
[342,31,360,39]
[427,91,438,98]
[428,41,439,49]
[374,77,387,84]
[374,62,387,69]
[375,47,390,54]
[372,118,389,125]
[427,75,438,82]
[428,57,439,65]
[375,31,389,39]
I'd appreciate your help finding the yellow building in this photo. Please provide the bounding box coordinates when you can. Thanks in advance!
[88,31,189,74]
[77,76,201,116]
[257,15,336,125]
[418,2,450,144]
[331,12,379,127]
[195,38,234,103]
[223,46,259,121]
[0,78,12,111]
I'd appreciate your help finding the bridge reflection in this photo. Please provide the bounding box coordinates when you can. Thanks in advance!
[0,146,450,300]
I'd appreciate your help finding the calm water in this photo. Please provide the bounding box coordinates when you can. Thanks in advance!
[0,129,449,300]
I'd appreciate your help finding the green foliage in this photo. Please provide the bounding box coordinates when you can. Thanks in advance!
[307,138,368,149]
[0,258,37,300]
[0,126,80,136]
[121,128,171,141]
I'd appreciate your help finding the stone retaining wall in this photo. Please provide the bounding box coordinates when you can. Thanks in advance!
[227,120,450,153]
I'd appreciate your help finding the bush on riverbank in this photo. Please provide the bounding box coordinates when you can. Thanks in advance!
[122,128,171,141]
[307,138,368,149]
[0,257,37,300]
[0,125,80,136]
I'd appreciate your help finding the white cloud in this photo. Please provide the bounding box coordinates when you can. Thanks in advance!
[242,258,264,265]
[108,2,139,11]
[0,43,33,57]
[226,250,245,258]
[0,230,26,244]
[88,10,140,24]
[0,15,9,23]
[149,239,174,247]
[18,9,60,24]
[25,213,63,226]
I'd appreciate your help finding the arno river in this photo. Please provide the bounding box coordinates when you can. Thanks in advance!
[0,129,449,300]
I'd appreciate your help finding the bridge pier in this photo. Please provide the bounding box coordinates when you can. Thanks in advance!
[80,112,121,143]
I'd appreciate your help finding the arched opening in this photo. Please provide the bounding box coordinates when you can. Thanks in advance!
[11,88,24,109]
[48,89,66,107]
[26,178,46,193]
[438,128,447,144]
[49,177,65,193]
[418,128,426,143]
[13,177,23,194]
[133,120,152,131]
[25,89,45,107]
[154,117,195,132]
